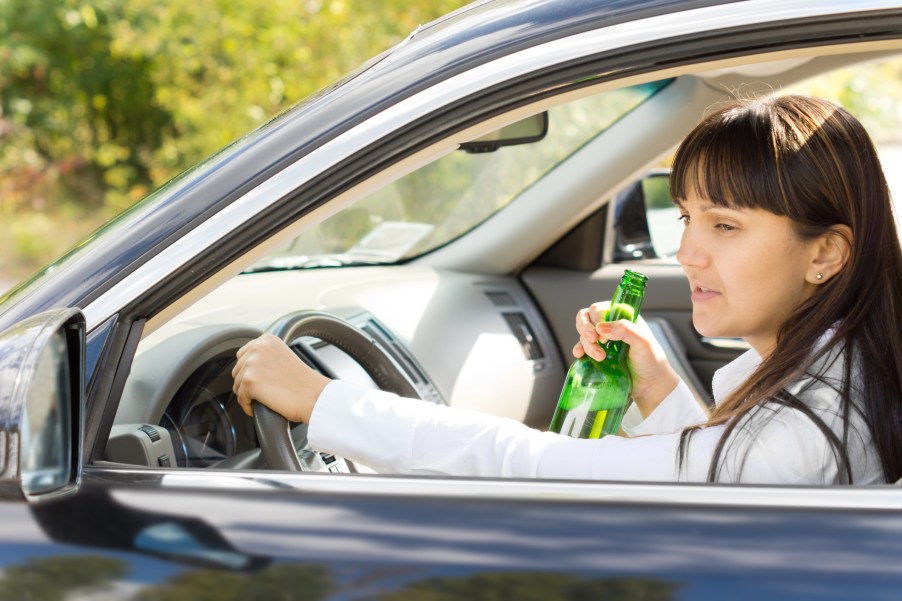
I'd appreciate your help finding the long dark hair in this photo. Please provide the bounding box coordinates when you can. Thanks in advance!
[670,94,902,483]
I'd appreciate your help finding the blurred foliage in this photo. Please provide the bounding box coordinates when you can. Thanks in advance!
[135,564,331,601]
[377,572,681,601]
[117,0,470,178]
[0,554,127,601]
[0,0,469,285]
[0,0,171,209]
[784,58,902,144]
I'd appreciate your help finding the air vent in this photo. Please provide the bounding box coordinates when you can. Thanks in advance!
[502,312,545,360]
[361,320,427,385]
[485,290,516,307]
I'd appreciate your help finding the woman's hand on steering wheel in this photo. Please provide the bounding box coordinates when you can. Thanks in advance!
[232,333,330,423]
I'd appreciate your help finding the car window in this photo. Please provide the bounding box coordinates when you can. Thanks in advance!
[249,80,673,271]
[622,57,902,263]
[642,171,681,258]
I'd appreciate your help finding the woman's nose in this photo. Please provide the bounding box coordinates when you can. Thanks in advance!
[675,226,706,269]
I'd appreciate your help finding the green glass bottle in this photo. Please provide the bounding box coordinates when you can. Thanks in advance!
[549,269,648,439]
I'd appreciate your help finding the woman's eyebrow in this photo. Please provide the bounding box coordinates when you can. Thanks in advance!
[674,199,720,212]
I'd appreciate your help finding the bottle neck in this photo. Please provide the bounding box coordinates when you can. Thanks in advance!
[600,281,645,358]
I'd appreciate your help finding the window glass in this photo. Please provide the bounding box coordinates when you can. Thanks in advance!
[643,172,681,258]
[784,57,902,234]
[250,80,673,271]
[623,57,902,263]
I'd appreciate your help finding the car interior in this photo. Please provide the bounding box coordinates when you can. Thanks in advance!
[101,41,902,477]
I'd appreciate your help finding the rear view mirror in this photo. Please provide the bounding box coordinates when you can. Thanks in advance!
[459,112,548,153]
[0,308,84,500]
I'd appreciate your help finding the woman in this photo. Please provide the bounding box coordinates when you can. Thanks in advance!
[232,94,902,484]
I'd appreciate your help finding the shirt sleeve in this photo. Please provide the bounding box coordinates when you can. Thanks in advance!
[308,379,864,484]
[308,380,711,481]
[620,379,708,437]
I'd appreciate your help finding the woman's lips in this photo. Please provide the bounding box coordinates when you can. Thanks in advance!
[691,286,720,302]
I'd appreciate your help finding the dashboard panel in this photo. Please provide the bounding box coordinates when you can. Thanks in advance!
[108,266,567,470]
[160,351,255,468]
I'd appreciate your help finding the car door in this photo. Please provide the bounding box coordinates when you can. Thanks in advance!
[3,1,902,599]
[24,467,902,600]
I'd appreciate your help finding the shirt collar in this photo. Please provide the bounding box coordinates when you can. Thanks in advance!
[709,326,839,405]
[711,348,761,404]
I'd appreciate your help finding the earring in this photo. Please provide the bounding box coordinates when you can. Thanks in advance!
[816,273,824,281]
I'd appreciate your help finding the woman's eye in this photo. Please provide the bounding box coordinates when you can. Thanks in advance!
[677,214,690,226]
[715,223,736,232]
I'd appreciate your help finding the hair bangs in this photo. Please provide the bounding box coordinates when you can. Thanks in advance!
[670,101,790,216]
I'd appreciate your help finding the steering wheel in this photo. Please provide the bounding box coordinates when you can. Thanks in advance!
[253,310,420,471]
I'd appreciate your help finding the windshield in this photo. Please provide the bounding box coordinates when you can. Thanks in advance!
[249,80,672,271]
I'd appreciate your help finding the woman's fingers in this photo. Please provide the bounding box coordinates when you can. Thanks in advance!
[578,331,606,361]
[595,318,645,347]
[232,334,277,416]
[574,301,611,358]
[575,302,609,335]
[231,334,329,423]
[587,301,610,326]
[595,318,666,368]
[573,299,681,414]
[598,319,681,414]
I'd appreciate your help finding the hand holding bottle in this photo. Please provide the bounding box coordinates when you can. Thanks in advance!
[573,301,679,419]
[550,270,649,438]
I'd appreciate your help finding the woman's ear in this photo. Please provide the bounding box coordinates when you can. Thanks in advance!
[807,224,852,284]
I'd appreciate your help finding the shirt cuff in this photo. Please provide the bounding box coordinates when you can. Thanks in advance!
[307,380,424,473]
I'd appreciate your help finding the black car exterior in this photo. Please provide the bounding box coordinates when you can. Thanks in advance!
[2,1,902,599]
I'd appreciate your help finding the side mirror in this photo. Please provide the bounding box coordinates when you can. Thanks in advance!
[612,169,678,261]
[459,112,548,153]
[0,308,84,500]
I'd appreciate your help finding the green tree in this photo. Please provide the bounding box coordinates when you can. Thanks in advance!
[785,59,902,144]
[118,0,472,186]
[376,572,681,601]
[135,563,331,601]
[0,0,470,286]
[135,570,248,601]
[0,0,172,209]
[0,554,128,601]
[0,0,173,280]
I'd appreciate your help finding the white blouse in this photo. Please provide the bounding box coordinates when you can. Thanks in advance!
[307,348,884,484]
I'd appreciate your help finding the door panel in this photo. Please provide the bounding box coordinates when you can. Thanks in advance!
[22,470,902,601]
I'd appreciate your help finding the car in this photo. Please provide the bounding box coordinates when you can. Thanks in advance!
[2,0,902,598]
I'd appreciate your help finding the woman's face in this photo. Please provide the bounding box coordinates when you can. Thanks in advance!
[675,191,819,356]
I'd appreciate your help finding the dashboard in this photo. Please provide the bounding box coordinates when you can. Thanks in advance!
[106,266,568,471]
[160,351,253,468]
